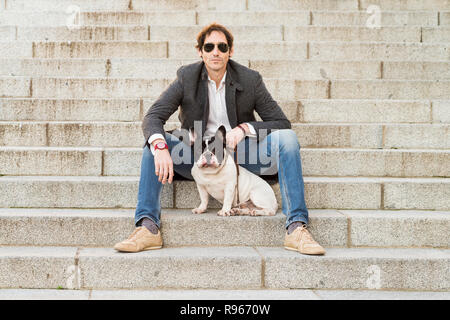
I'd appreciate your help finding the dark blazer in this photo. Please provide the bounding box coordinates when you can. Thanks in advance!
[142,59,291,148]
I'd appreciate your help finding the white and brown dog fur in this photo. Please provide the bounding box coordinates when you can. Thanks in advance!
[191,125,278,217]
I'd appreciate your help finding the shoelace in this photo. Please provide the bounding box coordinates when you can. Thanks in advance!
[299,225,314,242]
[127,227,142,241]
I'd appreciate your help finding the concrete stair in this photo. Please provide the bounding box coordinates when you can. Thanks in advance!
[0,0,449,296]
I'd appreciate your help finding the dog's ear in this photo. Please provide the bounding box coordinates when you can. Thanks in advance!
[215,125,227,147]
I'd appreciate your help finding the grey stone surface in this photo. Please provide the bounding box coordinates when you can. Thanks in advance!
[0,42,33,58]
[384,179,450,210]
[17,26,149,41]
[341,210,450,248]
[90,289,319,300]
[285,26,420,42]
[0,176,173,208]
[81,11,196,26]
[331,80,450,100]
[1,288,448,300]
[314,289,450,300]
[0,147,103,175]
[0,289,90,300]
[383,62,450,80]
[384,124,450,149]
[0,246,78,289]
[151,25,283,41]
[0,98,141,121]
[78,246,261,289]
[0,122,47,147]
[359,0,450,10]
[433,100,450,123]
[31,78,170,99]
[34,41,168,59]
[299,99,430,123]
[301,149,449,177]
[260,247,450,290]
[0,59,107,77]
[198,11,310,26]
[309,42,450,61]
[0,26,15,41]
[251,60,380,80]
[292,124,383,148]
[47,122,142,147]
[311,11,438,26]
[6,0,130,11]
[304,177,381,209]
[0,208,345,247]
[0,78,30,98]
[247,0,357,10]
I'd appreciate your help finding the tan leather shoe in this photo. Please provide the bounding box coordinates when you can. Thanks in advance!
[284,224,325,255]
[114,226,163,252]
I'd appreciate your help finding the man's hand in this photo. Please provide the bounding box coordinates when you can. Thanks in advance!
[226,124,248,149]
[153,139,174,184]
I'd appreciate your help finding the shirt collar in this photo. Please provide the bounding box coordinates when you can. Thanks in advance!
[208,71,227,88]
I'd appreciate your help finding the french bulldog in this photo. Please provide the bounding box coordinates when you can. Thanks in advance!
[191,125,278,217]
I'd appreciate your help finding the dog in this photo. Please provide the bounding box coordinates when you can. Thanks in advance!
[191,125,278,217]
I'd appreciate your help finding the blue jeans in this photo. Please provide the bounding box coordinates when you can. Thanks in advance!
[135,129,309,230]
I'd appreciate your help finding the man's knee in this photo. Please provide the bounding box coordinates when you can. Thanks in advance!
[272,129,300,150]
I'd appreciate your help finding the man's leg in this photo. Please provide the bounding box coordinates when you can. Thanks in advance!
[237,129,308,228]
[135,131,194,229]
[114,131,194,252]
[237,129,324,255]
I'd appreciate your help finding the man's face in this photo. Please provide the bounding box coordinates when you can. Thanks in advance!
[198,30,234,72]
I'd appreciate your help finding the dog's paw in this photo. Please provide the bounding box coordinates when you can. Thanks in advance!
[217,209,232,216]
[192,207,207,214]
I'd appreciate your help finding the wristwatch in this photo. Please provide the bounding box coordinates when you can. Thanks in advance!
[154,142,168,151]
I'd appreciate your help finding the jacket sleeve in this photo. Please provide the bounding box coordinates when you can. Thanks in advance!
[246,72,291,142]
[142,67,184,148]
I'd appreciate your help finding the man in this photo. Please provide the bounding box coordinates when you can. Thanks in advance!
[114,23,325,255]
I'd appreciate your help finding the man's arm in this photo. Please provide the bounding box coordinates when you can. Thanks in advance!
[142,67,184,148]
[246,72,291,142]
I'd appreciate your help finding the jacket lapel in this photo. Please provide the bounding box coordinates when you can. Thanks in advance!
[225,63,243,128]
[200,64,209,137]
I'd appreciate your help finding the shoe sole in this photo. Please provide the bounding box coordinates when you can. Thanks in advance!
[284,246,325,256]
[115,245,163,253]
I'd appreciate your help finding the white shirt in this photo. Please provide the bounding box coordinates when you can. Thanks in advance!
[148,71,256,154]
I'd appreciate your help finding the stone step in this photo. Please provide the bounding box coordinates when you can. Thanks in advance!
[328,80,450,100]
[443,12,450,25]
[0,289,450,300]
[4,0,450,12]
[0,208,448,248]
[171,41,450,60]
[0,10,442,27]
[5,25,438,43]
[309,10,440,26]
[1,146,448,177]
[32,41,168,59]
[1,122,449,149]
[0,245,448,290]
[2,41,448,60]
[199,10,440,26]
[0,11,197,26]
[359,0,450,11]
[308,41,450,61]
[2,59,450,80]
[4,0,357,12]
[2,77,450,100]
[1,288,448,300]
[4,0,248,11]
[2,98,445,123]
[0,176,448,210]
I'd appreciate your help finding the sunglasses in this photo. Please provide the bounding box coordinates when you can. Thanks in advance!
[203,42,229,53]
